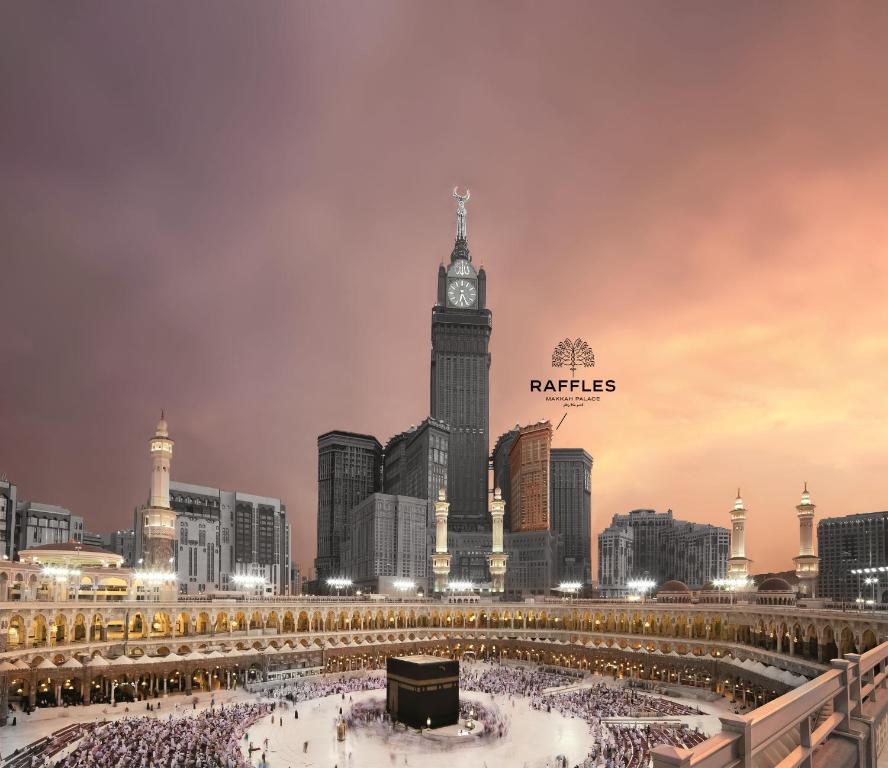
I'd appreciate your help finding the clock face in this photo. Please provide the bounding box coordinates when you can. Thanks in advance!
[447,278,477,308]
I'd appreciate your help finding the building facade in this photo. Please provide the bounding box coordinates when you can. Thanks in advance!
[168,481,290,596]
[550,448,593,584]
[315,431,382,582]
[503,528,559,599]
[0,477,16,560]
[14,501,82,553]
[383,418,449,501]
[342,493,429,592]
[508,421,552,533]
[102,528,136,566]
[597,509,729,596]
[598,524,634,597]
[430,195,491,526]
[491,427,519,532]
[818,511,888,603]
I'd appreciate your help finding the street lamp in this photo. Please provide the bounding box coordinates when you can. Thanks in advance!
[627,579,656,603]
[865,577,879,609]
[327,577,352,597]
[557,582,582,602]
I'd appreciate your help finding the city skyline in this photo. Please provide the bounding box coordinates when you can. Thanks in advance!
[3,4,888,577]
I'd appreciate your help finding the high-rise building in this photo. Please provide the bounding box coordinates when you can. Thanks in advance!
[430,190,491,526]
[315,430,382,582]
[597,509,729,596]
[14,501,81,553]
[102,529,135,566]
[817,511,888,603]
[383,418,450,501]
[342,493,429,592]
[504,529,559,599]
[81,531,103,548]
[508,421,552,533]
[491,427,519,532]
[290,563,302,596]
[550,448,593,584]
[665,522,730,588]
[168,481,290,595]
[611,509,674,582]
[598,524,634,597]
[0,476,17,560]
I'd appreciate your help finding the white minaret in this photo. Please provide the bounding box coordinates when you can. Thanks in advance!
[487,487,508,593]
[727,489,752,579]
[149,411,173,509]
[431,487,452,593]
[141,411,177,570]
[793,483,819,597]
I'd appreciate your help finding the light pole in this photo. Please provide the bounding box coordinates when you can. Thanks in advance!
[557,582,582,603]
[327,577,352,597]
[865,577,879,611]
[627,579,656,603]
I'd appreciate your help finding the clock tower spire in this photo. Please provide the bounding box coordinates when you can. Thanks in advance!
[431,188,492,533]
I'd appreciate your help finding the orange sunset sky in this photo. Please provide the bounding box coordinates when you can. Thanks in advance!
[2,2,888,577]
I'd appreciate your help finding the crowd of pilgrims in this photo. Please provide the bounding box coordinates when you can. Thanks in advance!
[273,672,385,704]
[533,683,699,719]
[28,659,709,768]
[459,659,708,768]
[50,702,269,768]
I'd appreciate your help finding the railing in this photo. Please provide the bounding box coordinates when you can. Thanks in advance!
[651,644,888,768]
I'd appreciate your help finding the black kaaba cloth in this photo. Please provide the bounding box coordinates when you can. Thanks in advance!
[386,655,459,729]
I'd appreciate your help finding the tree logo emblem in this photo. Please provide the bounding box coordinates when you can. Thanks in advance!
[552,338,595,375]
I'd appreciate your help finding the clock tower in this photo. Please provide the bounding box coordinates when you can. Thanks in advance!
[430,189,491,525]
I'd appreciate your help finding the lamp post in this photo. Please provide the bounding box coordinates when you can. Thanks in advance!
[327,577,352,597]
[626,579,656,604]
[557,582,582,603]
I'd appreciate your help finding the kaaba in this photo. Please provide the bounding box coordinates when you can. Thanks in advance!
[386,655,459,729]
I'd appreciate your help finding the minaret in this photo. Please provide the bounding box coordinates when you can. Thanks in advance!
[431,487,452,593]
[487,487,508,593]
[142,411,176,569]
[793,483,819,597]
[727,489,752,579]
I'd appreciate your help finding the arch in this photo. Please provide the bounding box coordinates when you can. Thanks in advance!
[839,626,858,657]
[7,614,26,648]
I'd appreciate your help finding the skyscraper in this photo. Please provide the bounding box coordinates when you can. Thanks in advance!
[550,448,593,583]
[342,493,429,592]
[382,417,450,501]
[430,189,491,526]
[491,427,519,532]
[508,421,552,533]
[596,508,729,595]
[817,511,888,602]
[169,482,290,595]
[315,430,382,581]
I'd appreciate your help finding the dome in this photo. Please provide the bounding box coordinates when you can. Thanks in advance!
[758,577,793,592]
[658,580,691,593]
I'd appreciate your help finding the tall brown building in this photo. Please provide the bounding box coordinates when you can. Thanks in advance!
[508,421,552,532]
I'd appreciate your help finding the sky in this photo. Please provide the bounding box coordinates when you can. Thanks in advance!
[2,2,888,578]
